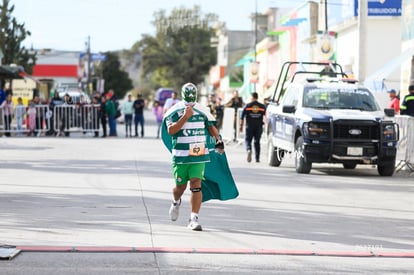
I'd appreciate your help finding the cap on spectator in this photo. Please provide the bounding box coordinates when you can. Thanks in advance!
[409,85,414,91]
[387,89,396,94]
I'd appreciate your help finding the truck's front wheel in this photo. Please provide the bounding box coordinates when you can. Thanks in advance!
[267,134,283,167]
[295,136,312,174]
[377,160,396,176]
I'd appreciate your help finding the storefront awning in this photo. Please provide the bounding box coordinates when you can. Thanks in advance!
[234,51,255,67]
[0,65,24,79]
[267,29,289,36]
[281,17,307,27]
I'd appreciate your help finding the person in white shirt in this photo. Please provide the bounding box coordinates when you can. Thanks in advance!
[163,91,181,113]
[14,97,26,136]
[122,94,134,137]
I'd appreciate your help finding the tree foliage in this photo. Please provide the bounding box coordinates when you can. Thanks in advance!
[0,0,36,74]
[97,52,133,99]
[138,5,217,92]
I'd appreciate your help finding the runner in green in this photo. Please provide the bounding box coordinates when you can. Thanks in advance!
[163,83,227,231]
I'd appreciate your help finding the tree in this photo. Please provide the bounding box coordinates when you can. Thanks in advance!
[97,52,133,99]
[0,0,36,74]
[138,5,218,92]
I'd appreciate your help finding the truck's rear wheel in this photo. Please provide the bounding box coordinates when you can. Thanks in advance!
[295,136,312,174]
[267,134,283,167]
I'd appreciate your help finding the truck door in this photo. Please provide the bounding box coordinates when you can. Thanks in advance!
[279,87,299,151]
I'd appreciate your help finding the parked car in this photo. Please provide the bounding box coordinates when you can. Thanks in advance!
[58,88,91,104]
[266,61,399,176]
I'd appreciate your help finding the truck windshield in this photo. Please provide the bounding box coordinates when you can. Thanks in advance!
[302,87,379,111]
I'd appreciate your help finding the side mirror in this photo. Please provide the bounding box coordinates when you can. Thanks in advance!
[384,108,395,117]
[283,105,296,114]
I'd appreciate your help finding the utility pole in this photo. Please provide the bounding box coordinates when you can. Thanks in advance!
[86,36,91,94]
[358,0,367,82]
[254,0,257,61]
[324,0,328,32]
[253,0,258,93]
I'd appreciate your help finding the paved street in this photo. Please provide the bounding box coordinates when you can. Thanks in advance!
[0,111,413,274]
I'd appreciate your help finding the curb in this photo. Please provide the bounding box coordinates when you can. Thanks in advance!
[15,246,414,258]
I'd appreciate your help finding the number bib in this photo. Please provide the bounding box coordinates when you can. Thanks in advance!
[189,142,205,156]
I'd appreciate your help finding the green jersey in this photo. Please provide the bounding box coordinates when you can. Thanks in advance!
[165,108,215,164]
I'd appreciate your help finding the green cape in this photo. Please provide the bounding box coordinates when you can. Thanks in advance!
[162,102,239,202]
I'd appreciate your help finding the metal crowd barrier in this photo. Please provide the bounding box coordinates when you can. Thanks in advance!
[0,104,100,136]
[222,107,266,147]
[0,104,50,136]
[53,104,100,134]
[393,115,414,173]
[220,107,245,145]
[221,107,236,143]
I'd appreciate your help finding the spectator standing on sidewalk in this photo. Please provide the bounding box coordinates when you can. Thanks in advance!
[48,92,63,136]
[0,86,5,106]
[15,97,26,136]
[98,94,107,137]
[239,92,266,163]
[78,94,88,134]
[133,93,145,137]
[207,94,224,131]
[122,94,134,137]
[225,90,244,141]
[27,100,36,137]
[207,93,217,119]
[400,85,414,116]
[1,93,13,137]
[387,89,400,114]
[163,91,181,113]
[152,100,163,138]
[33,95,44,136]
[215,97,224,131]
[60,93,73,137]
[105,93,117,137]
[91,95,101,137]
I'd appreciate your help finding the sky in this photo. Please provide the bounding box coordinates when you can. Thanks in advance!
[11,0,303,53]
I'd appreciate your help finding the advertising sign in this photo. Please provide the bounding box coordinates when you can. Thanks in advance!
[328,0,401,29]
[317,31,337,61]
[356,0,402,17]
[79,53,107,61]
[11,79,36,105]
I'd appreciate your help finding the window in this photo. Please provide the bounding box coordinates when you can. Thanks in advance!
[282,87,300,107]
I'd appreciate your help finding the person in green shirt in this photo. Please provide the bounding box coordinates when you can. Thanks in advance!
[165,83,224,231]
[105,93,117,136]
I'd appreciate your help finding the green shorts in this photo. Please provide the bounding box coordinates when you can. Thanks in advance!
[173,163,205,185]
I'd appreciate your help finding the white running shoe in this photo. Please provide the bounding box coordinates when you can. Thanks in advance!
[169,199,181,221]
[187,216,202,231]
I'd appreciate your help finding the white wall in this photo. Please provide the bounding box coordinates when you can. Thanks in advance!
[365,17,402,85]
[35,50,80,65]
[400,40,414,98]
[336,26,358,76]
